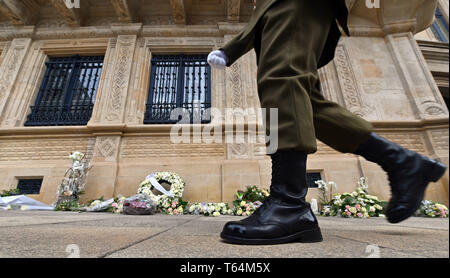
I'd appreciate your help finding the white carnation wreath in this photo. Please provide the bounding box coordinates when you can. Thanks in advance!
[137,172,185,206]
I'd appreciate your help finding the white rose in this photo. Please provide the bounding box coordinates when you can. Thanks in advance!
[208,206,215,213]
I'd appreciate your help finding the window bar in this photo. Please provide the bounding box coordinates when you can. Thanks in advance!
[79,59,91,122]
[72,58,86,123]
[45,60,61,124]
[154,60,162,121]
[197,60,202,121]
[177,55,185,123]
[51,59,68,124]
[183,58,190,121]
[171,60,177,120]
[163,58,172,121]
[80,57,95,122]
[146,59,157,122]
[59,57,80,124]
[204,61,211,122]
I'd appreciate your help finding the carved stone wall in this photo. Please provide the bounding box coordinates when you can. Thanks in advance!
[104,35,137,123]
[0,137,95,161]
[0,38,31,125]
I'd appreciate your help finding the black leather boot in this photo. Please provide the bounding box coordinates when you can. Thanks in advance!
[220,150,323,245]
[354,132,447,224]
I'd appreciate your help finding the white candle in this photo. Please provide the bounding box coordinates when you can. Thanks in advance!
[310,199,319,213]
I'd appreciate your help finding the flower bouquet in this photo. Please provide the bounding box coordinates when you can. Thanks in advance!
[231,186,269,216]
[320,177,387,218]
[188,202,233,217]
[85,195,126,213]
[232,200,262,216]
[159,197,188,215]
[122,194,156,215]
[416,200,449,218]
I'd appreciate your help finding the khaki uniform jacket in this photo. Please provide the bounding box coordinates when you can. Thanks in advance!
[221,0,350,69]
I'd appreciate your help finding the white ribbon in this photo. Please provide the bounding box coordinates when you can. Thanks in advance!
[145,173,174,198]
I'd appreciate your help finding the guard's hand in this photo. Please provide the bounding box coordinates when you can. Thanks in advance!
[207,50,228,70]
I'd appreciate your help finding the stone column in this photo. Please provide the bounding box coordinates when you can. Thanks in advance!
[84,34,137,201]
[89,35,137,124]
[386,33,448,119]
[0,38,32,126]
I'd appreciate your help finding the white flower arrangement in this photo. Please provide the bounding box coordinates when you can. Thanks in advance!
[137,172,185,209]
[54,151,92,211]
[188,202,233,217]
[316,179,337,206]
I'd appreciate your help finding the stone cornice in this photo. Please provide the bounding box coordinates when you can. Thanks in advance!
[0,118,448,137]
[0,22,249,41]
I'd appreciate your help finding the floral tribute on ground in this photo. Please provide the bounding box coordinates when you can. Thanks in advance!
[49,161,448,219]
[232,186,269,216]
[318,177,387,218]
[54,152,92,211]
[416,200,449,218]
[136,172,187,214]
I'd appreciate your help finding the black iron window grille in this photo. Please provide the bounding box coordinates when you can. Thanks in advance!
[307,172,322,188]
[25,55,104,126]
[144,54,211,124]
[17,179,43,195]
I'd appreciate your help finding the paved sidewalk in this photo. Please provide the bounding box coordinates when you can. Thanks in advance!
[0,211,448,258]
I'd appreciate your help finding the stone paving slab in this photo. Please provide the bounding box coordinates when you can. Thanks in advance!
[0,211,447,258]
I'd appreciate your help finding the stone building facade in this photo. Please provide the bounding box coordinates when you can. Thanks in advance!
[0,0,448,206]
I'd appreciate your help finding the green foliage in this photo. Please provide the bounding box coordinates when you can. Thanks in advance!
[54,199,82,211]
[0,188,21,197]
[236,185,270,203]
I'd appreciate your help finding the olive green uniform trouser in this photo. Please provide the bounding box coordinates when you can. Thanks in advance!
[252,0,373,154]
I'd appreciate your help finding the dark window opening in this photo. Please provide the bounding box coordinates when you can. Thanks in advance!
[25,55,104,126]
[307,172,322,188]
[144,54,211,124]
[17,179,43,195]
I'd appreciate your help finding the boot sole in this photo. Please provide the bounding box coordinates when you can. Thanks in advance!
[387,160,447,224]
[220,228,323,245]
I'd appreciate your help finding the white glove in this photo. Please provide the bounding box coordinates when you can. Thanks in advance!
[207,50,228,70]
